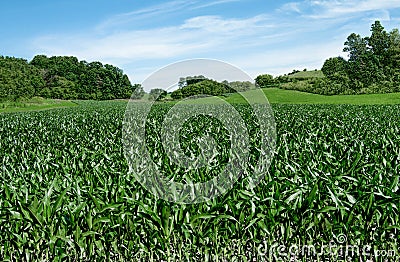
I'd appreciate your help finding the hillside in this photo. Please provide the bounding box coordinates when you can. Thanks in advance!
[287,70,324,79]
[179,88,400,105]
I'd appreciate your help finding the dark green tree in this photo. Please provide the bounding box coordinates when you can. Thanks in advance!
[185,75,207,86]
[29,55,137,100]
[386,28,400,83]
[170,89,183,100]
[321,57,347,80]
[368,21,389,58]
[149,88,167,101]
[0,56,45,101]
[171,79,235,99]
[131,84,145,99]
[343,33,368,62]
[226,81,255,91]
[255,74,275,88]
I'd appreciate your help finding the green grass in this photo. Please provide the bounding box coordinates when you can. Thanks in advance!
[3,87,399,116]
[288,70,324,79]
[224,88,400,104]
[176,96,228,105]
[142,93,150,100]
[0,97,77,113]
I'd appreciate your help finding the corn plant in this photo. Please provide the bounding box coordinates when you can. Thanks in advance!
[0,101,399,261]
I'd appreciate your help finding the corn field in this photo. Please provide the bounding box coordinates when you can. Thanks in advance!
[0,101,399,261]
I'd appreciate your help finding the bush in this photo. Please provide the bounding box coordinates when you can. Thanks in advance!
[171,79,234,100]
[255,74,275,88]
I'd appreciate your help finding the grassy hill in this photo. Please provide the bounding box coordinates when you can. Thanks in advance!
[0,97,77,113]
[2,87,400,114]
[220,88,400,105]
[287,70,324,79]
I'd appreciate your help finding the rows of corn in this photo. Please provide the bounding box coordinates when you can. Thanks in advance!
[0,101,399,261]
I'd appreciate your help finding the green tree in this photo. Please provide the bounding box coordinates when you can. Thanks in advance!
[149,88,167,101]
[226,81,255,91]
[321,57,347,80]
[131,84,145,99]
[30,55,50,69]
[387,28,400,77]
[178,77,186,88]
[343,32,377,87]
[185,75,206,86]
[170,89,183,100]
[343,33,368,62]
[368,21,389,58]
[30,55,136,100]
[171,79,234,99]
[0,56,45,101]
[255,74,275,88]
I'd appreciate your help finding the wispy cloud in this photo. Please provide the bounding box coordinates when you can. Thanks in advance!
[180,15,272,35]
[190,0,241,10]
[232,39,346,77]
[280,0,400,19]
[31,0,400,83]
[30,10,348,82]
[34,15,273,62]
[96,0,195,31]
[279,2,302,13]
[97,0,243,32]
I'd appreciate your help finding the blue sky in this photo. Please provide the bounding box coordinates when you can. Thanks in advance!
[1,0,400,83]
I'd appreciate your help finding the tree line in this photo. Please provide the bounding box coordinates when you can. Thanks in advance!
[4,20,396,101]
[256,20,400,95]
[170,77,235,100]
[0,55,144,101]
[154,76,254,101]
[322,20,400,94]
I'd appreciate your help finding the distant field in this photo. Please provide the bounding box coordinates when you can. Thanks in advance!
[0,97,77,113]
[2,87,400,114]
[224,88,400,105]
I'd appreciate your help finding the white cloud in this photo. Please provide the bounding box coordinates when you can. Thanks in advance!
[32,10,344,82]
[191,0,241,9]
[96,0,195,31]
[305,0,400,19]
[230,39,346,78]
[180,15,271,34]
[279,2,302,13]
[30,0,400,83]
[278,0,400,19]
[33,14,277,82]
[33,15,275,63]
[34,27,212,62]
[97,0,243,32]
